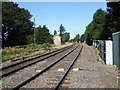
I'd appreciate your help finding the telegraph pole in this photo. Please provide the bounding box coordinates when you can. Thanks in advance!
[34,18,36,44]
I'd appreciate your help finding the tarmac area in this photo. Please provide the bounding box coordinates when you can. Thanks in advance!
[60,43,119,89]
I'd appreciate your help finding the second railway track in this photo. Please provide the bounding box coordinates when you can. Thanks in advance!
[1,44,75,78]
[2,44,79,88]
[11,43,83,89]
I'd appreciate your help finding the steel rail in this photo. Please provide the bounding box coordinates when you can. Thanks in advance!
[53,44,83,90]
[2,43,75,70]
[11,44,79,90]
[1,44,75,78]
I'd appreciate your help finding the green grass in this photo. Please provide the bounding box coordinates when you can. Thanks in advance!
[2,43,53,61]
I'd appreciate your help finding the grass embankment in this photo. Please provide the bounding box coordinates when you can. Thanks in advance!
[2,44,53,61]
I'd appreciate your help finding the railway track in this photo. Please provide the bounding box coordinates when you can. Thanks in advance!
[1,43,75,78]
[11,43,83,89]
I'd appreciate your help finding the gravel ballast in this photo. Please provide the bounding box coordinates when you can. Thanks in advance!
[2,44,77,88]
[22,44,82,88]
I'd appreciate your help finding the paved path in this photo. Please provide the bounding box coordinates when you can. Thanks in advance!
[61,43,118,88]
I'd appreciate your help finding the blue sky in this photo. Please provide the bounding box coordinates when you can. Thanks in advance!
[17,2,106,39]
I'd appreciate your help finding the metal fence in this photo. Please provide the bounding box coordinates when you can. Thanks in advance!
[112,32,120,70]
[93,40,106,63]
[93,32,120,69]
[99,40,106,63]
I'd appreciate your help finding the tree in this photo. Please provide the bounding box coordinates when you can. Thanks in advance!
[84,21,94,41]
[92,9,107,40]
[83,8,107,43]
[35,25,53,44]
[107,2,120,39]
[46,34,53,44]
[54,30,57,35]
[86,34,93,45]
[61,32,70,43]
[73,34,80,42]
[80,34,85,43]
[2,2,33,48]
[59,24,66,36]
[58,24,70,44]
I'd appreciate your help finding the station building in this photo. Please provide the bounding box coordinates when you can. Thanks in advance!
[53,34,61,46]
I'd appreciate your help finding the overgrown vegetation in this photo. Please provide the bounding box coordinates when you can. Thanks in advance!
[2,43,53,60]
[80,2,120,45]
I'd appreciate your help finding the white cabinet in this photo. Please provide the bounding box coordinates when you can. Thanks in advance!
[105,41,113,65]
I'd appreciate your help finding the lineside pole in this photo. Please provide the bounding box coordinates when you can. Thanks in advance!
[34,18,36,44]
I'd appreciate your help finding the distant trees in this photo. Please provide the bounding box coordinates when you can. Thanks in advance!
[62,32,70,43]
[73,34,80,42]
[58,24,70,44]
[59,24,66,36]
[2,2,33,47]
[35,25,53,44]
[54,30,57,35]
[80,34,85,43]
[70,34,80,43]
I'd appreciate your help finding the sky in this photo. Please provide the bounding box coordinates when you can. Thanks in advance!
[16,2,106,39]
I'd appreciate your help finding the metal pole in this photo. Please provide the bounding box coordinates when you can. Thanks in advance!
[34,18,36,44]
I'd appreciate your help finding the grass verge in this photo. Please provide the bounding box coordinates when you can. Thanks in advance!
[2,43,53,61]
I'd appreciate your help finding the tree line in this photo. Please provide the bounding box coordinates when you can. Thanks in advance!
[2,1,120,47]
[69,34,80,43]
[2,2,70,48]
[80,1,120,45]
[80,9,107,45]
